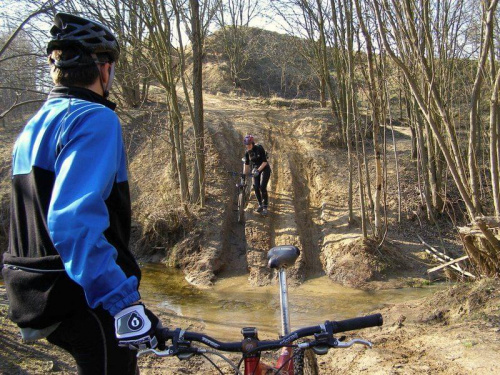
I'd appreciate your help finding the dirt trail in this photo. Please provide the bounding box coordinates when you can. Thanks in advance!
[204,95,331,285]
[203,94,372,287]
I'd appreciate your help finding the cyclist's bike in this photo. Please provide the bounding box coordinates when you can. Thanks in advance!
[229,158,252,223]
[138,245,383,374]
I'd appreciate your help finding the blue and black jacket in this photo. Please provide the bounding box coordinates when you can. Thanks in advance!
[2,86,141,329]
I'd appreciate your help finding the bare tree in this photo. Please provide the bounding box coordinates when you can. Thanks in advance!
[137,0,191,203]
[0,0,60,120]
[189,0,206,206]
[373,0,500,276]
[69,0,151,107]
[214,0,262,87]
[354,0,384,237]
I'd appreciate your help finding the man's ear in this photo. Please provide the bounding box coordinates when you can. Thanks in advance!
[100,62,111,83]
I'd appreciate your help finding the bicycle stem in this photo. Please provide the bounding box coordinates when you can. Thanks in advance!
[278,267,291,336]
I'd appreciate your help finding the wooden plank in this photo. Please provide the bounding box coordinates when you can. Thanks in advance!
[427,255,469,274]
[418,234,460,265]
[423,249,475,278]
[424,249,446,263]
[418,235,476,278]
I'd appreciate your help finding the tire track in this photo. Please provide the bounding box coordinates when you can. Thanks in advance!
[288,151,323,277]
[266,112,324,281]
[205,97,274,285]
[206,118,249,278]
[205,95,352,286]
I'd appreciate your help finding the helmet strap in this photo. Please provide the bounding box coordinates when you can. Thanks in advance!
[95,60,115,98]
[104,62,116,98]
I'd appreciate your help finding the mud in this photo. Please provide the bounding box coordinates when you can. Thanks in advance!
[193,94,432,289]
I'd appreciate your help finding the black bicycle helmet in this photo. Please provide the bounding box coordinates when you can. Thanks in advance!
[47,12,120,63]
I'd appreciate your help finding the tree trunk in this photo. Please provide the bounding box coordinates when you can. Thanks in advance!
[415,107,435,222]
[355,0,383,237]
[190,0,206,206]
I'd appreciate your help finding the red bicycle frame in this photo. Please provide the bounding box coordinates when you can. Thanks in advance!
[244,347,294,374]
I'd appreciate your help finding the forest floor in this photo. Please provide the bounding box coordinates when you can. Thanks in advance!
[0,93,499,374]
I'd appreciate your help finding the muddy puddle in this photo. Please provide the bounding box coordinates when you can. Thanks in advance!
[140,263,448,340]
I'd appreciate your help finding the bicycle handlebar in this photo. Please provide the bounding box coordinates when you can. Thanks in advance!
[331,313,383,333]
[156,313,383,353]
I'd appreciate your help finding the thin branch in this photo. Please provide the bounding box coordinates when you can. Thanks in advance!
[0,53,45,64]
[0,99,46,120]
[0,86,48,95]
[0,0,65,59]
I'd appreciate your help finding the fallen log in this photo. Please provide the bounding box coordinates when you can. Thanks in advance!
[457,226,484,237]
[418,235,475,279]
[427,255,469,274]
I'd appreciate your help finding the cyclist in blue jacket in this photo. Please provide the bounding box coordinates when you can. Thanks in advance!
[2,13,161,375]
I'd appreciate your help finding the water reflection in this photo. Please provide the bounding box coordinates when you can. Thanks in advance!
[139,263,447,340]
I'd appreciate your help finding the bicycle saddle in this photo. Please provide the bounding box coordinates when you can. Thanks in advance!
[267,245,300,269]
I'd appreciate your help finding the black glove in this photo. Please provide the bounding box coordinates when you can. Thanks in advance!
[114,303,163,350]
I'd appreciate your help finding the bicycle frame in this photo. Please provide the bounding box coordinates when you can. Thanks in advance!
[236,157,252,223]
[243,267,295,374]
[236,174,248,223]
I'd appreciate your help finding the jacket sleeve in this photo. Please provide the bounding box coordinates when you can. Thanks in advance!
[48,108,139,316]
[259,145,268,163]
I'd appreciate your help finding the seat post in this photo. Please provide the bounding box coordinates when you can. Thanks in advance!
[278,267,291,336]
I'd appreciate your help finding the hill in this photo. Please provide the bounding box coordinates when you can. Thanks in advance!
[202,27,319,99]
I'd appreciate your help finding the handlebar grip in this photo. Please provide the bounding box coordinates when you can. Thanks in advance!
[158,328,173,341]
[332,313,383,333]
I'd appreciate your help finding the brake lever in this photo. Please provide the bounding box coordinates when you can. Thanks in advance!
[305,335,373,355]
[335,339,373,348]
[137,347,176,358]
[137,345,200,359]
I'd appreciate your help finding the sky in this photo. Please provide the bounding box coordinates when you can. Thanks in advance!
[0,0,292,47]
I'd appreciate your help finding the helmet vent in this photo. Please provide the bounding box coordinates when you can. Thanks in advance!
[86,37,102,45]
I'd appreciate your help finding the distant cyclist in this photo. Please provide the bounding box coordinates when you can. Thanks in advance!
[243,134,271,215]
